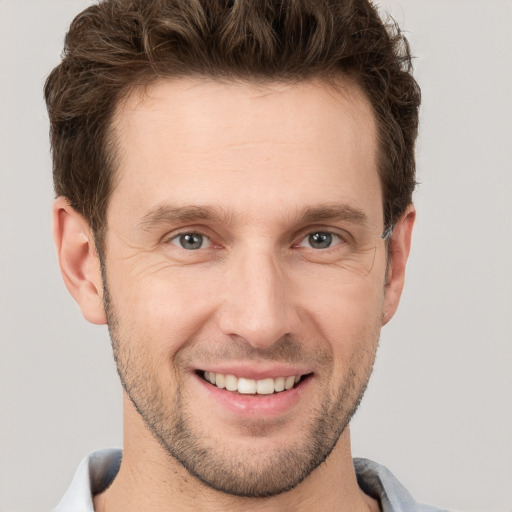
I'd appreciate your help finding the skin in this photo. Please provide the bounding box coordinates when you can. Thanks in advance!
[53,78,415,512]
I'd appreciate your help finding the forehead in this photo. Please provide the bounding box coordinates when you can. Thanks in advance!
[109,77,382,229]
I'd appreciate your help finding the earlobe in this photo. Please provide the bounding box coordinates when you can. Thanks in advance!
[382,205,416,326]
[52,197,107,325]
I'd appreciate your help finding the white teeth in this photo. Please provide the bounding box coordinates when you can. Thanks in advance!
[274,376,285,392]
[256,378,275,395]
[285,376,295,390]
[225,374,238,391]
[203,372,304,394]
[238,378,256,394]
[215,373,226,389]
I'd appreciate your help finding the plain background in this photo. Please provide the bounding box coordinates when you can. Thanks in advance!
[0,1,511,511]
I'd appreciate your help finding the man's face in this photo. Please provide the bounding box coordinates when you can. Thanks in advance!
[102,78,390,497]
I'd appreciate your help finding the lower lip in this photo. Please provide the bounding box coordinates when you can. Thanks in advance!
[194,373,311,416]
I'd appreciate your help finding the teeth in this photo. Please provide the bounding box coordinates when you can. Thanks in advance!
[238,378,256,394]
[202,372,304,394]
[285,376,295,390]
[274,376,285,392]
[256,378,275,395]
[215,373,226,389]
[225,374,238,391]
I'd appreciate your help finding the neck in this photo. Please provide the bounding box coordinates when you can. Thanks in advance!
[94,400,379,512]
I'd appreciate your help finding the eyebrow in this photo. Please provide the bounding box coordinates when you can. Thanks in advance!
[138,202,369,231]
[138,205,233,231]
[297,204,369,226]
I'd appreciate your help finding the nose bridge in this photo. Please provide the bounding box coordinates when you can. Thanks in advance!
[217,243,295,348]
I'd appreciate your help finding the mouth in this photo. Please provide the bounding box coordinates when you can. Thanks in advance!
[197,370,312,395]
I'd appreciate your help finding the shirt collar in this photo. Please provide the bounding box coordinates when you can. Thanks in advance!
[54,450,444,512]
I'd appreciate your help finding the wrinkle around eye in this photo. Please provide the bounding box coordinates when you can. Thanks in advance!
[106,230,206,273]
[107,231,160,262]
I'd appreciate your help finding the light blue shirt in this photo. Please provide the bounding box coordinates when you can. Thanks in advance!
[53,449,448,511]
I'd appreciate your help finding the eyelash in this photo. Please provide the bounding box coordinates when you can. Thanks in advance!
[166,229,349,251]
[297,231,348,250]
[168,232,213,250]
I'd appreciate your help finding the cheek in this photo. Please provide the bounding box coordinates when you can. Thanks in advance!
[301,275,385,354]
[312,288,382,394]
[108,265,220,353]
[106,249,386,364]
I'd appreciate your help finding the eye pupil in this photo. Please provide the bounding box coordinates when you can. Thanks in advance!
[309,232,332,249]
[180,233,203,250]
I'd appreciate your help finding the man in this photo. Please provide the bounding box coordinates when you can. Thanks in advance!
[46,0,444,510]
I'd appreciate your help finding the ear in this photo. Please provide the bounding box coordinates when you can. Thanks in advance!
[382,205,416,326]
[52,197,107,325]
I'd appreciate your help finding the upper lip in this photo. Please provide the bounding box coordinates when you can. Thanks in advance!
[193,365,312,380]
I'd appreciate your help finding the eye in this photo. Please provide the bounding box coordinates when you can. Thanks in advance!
[298,231,343,250]
[169,232,211,250]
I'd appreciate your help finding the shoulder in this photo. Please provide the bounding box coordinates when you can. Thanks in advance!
[53,448,122,512]
[354,458,450,512]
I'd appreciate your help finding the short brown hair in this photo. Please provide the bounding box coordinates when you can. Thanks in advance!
[45,0,420,256]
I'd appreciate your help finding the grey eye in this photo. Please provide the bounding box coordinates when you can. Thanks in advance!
[308,232,333,249]
[298,231,342,250]
[170,233,209,250]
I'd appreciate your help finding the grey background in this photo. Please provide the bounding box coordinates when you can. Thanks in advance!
[1,0,511,511]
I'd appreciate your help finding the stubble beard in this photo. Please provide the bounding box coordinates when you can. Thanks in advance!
[103,281,378,498]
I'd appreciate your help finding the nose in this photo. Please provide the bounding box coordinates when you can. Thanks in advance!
[216,247,298,350]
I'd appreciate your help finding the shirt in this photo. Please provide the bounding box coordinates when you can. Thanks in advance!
[53,448,448,511]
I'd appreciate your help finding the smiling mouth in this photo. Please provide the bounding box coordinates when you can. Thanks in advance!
[198,371,311,395]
